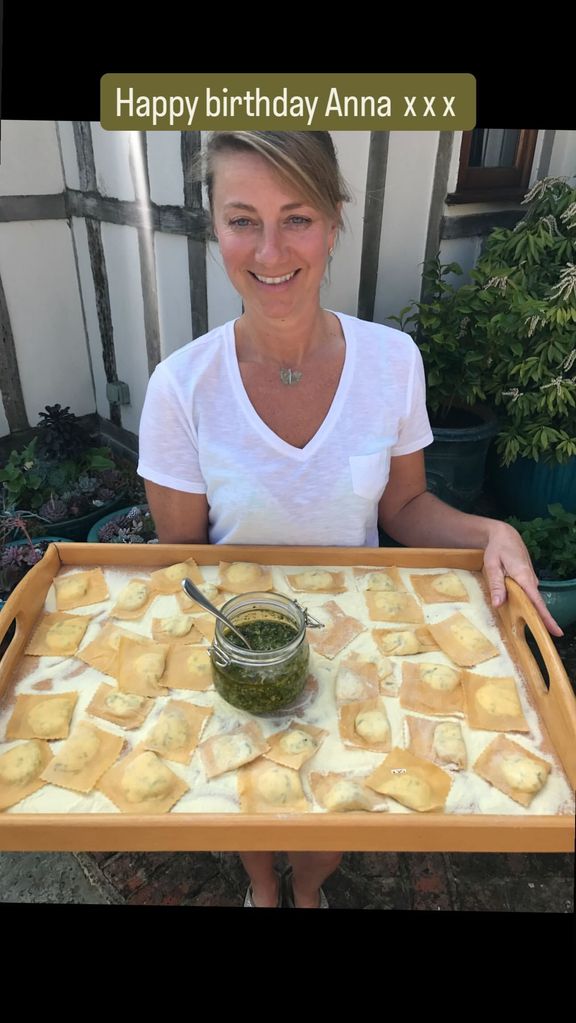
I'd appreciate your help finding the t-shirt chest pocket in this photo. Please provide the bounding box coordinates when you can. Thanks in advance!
[349,449,392,501]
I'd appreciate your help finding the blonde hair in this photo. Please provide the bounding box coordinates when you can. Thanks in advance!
[204,131,350,229]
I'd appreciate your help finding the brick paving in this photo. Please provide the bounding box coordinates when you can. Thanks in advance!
[73,849,574,911]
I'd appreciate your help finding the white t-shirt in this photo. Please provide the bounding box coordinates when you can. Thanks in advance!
[138,311,433,547]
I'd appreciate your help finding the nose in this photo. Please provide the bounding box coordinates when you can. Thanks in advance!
[254,223,286,265]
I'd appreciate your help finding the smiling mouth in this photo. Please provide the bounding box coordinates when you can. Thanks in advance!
[249,270,300,285]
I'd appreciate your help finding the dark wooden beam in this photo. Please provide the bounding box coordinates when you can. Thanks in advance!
[0,271,29,433]
[0,194,67,222]
[65,191,206,236]
[357,132,389,322]
[129,132,161,375]
[182,131,208,339]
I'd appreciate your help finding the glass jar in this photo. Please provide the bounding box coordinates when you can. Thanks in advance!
[210,592,311,715]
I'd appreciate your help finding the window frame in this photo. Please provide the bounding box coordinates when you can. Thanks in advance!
[446,129,538,204]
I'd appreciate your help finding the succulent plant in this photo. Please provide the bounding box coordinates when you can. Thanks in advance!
[36,404,92,462]
[97,506,156,544]
[77,475,98,494]
[38,496,68,522]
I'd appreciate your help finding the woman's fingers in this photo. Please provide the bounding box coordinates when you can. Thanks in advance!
[483,544,564,638]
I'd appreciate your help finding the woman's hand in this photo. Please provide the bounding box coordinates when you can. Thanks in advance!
[483,520,563,637]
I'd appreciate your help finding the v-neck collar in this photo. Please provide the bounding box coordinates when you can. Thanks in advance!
[225,311,356,462]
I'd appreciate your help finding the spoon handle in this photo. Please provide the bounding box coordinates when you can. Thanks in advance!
[180,578,251,649]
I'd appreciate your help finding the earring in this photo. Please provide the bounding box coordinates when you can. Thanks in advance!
[329,246,335,257]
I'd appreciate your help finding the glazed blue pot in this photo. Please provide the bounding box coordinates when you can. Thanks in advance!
[87,504,152,543]
[487,455,576,519]
[539,577,576,629]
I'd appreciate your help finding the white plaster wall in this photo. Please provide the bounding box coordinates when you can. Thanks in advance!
[0,121,64,195]
[0,220,94,424]
[147,132,185,206]
[56,121,81,190]
[206,242,243,331]
[374,131,439,326]
[91,124,135,200]
[548,130,576,183]
[101,222,149,434]
[71,217,109,419]
[320,130,370,316]
[0,397,9,438]
[155,232,194,357]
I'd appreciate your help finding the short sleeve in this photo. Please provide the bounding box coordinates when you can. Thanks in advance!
[137,364,207,494]
[391,343,434,457]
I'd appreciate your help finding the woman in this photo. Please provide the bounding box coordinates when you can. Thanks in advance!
[138,131,561,909]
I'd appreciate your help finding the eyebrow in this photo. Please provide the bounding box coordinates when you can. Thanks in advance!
[222,201,307,212]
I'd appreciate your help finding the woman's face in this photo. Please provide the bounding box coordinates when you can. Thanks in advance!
[211,150,339,322]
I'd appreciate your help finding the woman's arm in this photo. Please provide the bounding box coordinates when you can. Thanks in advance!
[144,481,210,544]
[378,451,562,636]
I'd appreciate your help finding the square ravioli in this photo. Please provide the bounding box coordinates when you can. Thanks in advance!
[0,740,54,810]
[409,572,469,603]
[98,748,189,814]
[473,736,552,806]
[366,747,453,812]
[238,760,310,813]
[373,626,438,657]
[353,566,406,593]
[25,612,92,657]
[40,721,124,793]
[218,561,273,593]
[339,697,392,752]
[199,722,269,779]
[404,716,467,770]
[77,621,152,676]
[285,569,346,593]
[334,652,384,704]
[263,722,327,769]
[463,673,529,732]
[151,614,203,646]
[364,590,424,624]
[307,600,365,659]
[310,772,388,812]
[149,558,203,594]
[142,699,212,764]
[400,661,464,717]
[162,645,213,691]
[85,683,154,730]
[117,637,170,697]
[428,613,499,667]
[54,568,109,610]
[110,578,155,619]
[6,691,79,740]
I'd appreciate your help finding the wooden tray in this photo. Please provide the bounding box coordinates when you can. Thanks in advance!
[0,542,574,853]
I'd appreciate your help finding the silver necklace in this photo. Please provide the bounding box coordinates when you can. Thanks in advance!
[279,368,303,386]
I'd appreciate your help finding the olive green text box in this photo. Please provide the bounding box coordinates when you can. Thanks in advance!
[101,73,476,131]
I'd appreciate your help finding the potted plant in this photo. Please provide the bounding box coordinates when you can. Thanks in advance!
[87,504,157,543]
[0,405,136,540]
[0,512,70,606]
[391,256,498,510]
[507,504,576,628]
[468,176,576,517]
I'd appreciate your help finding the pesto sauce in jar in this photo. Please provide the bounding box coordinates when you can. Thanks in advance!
[211,610,309,715]
[225,619,298,651]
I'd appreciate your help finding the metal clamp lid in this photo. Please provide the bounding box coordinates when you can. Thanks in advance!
[293,600,325,630]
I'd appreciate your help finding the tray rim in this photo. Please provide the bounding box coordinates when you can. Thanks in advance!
[0,542,574,853]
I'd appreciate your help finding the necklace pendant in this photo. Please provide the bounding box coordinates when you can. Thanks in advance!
[280,368,302,386]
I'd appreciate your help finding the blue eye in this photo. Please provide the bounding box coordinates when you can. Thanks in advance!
[288,216,311,226]
[228,218,252,228]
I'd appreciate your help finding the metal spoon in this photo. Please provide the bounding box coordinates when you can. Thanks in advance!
[181,578,252,650]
